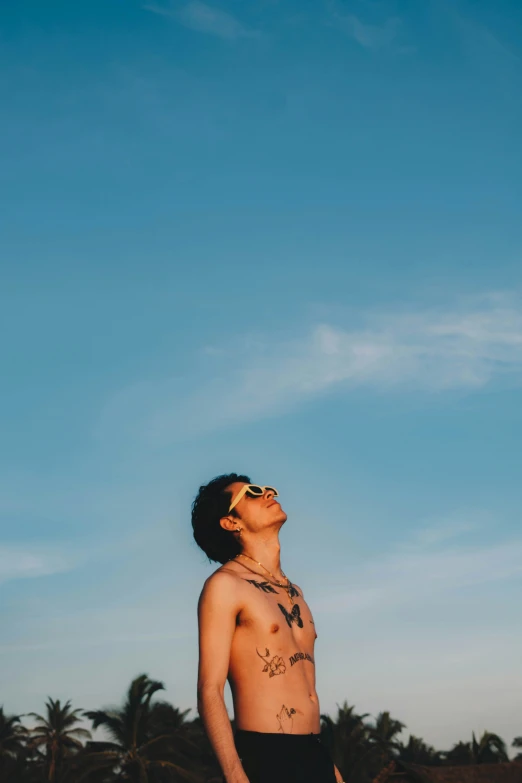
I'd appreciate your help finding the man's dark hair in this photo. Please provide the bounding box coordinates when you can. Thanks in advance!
[192,473,251,564]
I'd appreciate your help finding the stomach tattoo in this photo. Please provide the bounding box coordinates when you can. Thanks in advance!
[256,648,286,677]
[276,704,297,733]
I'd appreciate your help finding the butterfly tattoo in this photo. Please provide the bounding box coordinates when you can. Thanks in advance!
[278,603,304,629]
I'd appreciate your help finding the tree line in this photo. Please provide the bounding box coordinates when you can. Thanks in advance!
[1,673,521,783]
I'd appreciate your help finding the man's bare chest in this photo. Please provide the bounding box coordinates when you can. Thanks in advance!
[234,578,317,650]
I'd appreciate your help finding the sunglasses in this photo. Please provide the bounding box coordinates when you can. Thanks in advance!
[228,484,279,513]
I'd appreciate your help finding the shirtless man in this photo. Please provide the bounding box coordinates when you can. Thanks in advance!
[192,473,343,783]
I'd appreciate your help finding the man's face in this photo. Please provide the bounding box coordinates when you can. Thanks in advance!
[224,482,287,533]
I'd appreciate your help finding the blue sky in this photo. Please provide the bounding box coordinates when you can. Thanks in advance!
[1,0,522,754]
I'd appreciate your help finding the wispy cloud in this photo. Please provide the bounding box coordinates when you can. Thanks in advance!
[333,11,402,50]
[144,1,258,40]
[315,522,522,615]
[0,544,72,584]
[441,2,521,68]
[410,511,480,547]
[98,292,522,442]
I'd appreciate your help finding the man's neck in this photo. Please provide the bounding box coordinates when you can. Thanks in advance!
[238,537,284,581]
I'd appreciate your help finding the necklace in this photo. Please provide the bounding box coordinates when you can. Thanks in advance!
[234,553,295,605]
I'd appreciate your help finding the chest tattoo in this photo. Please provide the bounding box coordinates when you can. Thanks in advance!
[289,650,314,666]
[246,579,279,594]
[245,579,301,599]
[278,602,304,628]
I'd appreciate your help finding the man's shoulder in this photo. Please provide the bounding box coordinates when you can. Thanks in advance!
[198,565,247,615]
[292,582,304,598]
[201,564,246,594]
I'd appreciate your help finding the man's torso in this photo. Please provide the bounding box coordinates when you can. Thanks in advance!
[217,562,320,735]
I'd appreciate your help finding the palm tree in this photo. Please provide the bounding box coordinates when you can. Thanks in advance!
[444,740,473,765]
[396,734,442,766]
[0,707,29,780]
[513,737,522,762]
[320,701,372,783]
[25,698,92,782]
[367,711,406,766]
[444,731,509,765]
[83,673,200,782]
[181,716,223,783]
[0,707,26,760]
[471,731,509,763]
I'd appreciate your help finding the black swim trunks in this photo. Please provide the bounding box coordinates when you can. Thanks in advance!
[231,729,337,783]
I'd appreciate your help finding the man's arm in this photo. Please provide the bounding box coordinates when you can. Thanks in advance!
[197,572,249,783]
[333,763,345,783]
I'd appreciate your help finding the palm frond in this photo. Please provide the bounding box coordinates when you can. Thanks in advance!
[83,710,124,745]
